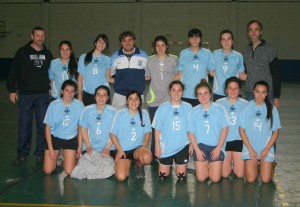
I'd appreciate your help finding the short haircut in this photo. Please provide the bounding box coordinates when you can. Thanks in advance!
[188,28,202,38]
[246,20,263,31]
[119,31,136,42]
[31,26,45,35]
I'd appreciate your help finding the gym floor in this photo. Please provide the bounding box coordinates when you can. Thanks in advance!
[0,81,299,207]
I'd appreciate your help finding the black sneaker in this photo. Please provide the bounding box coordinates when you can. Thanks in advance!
[135,162,145,178]
[14,156,27,165]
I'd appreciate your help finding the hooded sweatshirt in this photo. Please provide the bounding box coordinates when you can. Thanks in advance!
[7,41,53,94]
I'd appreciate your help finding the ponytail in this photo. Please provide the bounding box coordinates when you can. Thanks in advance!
[253,81,273,129]
[68,52,78,80]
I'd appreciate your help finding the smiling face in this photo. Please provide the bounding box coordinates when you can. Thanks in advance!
[155,40,168,56]
[127,92,140,112]
[59,43,71,61]
[95,88,109,106]
[169,83,183,104]
[61,85,76,103]
[226,81,240,100]
[121,36,135,53]
[189,36,201,48]
[253,84,268,105]
[94,38,107,53]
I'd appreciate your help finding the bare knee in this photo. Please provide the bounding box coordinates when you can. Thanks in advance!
[245,175,257,183]
[115,172,129,181]
[210,175,222,183]
[44,166,55,175]
[64,168,73,176]
[197,175,208,182]
[140,152,152,165]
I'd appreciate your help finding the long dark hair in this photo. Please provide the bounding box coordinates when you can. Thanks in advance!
[253,81,273,128]
[126,90,145,127]
[94,85,110,99]
[59,40,78,80]
[84,34,109,66]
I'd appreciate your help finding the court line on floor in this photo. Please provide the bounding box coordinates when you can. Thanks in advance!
[0,204,118,207]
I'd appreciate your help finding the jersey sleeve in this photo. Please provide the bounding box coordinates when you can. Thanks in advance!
[142,109,152,133]
[151,106,162,130]
[110,111,120,136]
[78,54,86,75]
[43,103,55,127]
[220,105,230,128]
[238,54,245,73]
[187,109,196,133]
[271,107,281,131]
[177,51,185,72]
[48,60,55,80]
[207,50,214,71]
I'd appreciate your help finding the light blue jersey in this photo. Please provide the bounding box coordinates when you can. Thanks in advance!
[152,101,192,158]
[110,108,151,151]
[212,49,245,96]
[178,48,214,99]
[78,53,110,94]
[216,97,248,142]
[44,99,84,139]
[49,58,76,99]
[80,104,117,152]
[188,102,230,147]
[239,101,281,162]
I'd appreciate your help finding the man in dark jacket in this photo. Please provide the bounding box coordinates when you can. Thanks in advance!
[243,20,281,108]
[7,26,53,164]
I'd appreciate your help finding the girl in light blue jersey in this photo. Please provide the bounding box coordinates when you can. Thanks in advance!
[110,91,152,181]
[49,41,78,100]
[44,80,84,175]
[212,30,247,101]
[80,85,117,157]
[77,34,113,106]
[175,28,214,106]
[239,81,280,183]
[188,79,229,182]
[152,80,192,180]
[216,77,248,178]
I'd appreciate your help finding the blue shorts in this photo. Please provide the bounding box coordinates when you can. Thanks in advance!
[225,140,243,152]
[193,143,225,162]
[46,135,78,150]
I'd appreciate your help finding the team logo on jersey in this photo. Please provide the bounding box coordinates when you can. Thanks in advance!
[203,111,209,119]
[64,107,70,115]
[255,110,262,118]
[229,105,236,112]
[173,108,179,116]
[96,114,101,121]
[94,58,99,63]
[62,66,67,70]
[130,118,136,127]
[224,55,229,62]
[193,54,199,62]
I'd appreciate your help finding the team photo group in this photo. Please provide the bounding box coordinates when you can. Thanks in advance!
[6,19,281,184]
